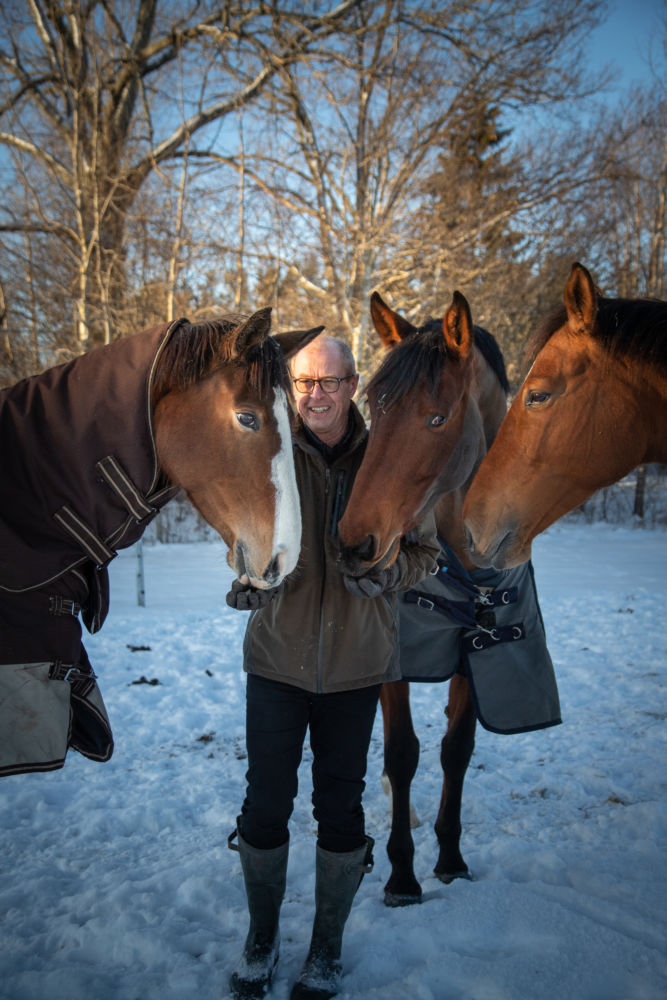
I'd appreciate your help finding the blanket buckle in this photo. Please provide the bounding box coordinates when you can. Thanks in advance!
[49,659,97,683]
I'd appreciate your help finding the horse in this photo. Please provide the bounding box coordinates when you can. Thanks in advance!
[463,262,667,569]
[337,289,514,905]
[0,308,322,777]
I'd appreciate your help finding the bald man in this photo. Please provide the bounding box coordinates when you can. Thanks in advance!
[227,335,438,1000]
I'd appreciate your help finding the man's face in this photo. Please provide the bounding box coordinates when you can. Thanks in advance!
[291,339,359,446]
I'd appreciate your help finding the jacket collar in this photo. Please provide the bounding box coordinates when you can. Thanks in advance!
[294,402,367,464]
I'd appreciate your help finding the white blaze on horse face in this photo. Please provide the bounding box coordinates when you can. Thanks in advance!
[269,385,302,578]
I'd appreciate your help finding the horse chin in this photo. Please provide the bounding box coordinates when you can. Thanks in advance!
[465,524,531,570]
[338,535,400,577]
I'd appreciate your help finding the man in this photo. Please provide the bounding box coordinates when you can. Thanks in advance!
[226,334,439,1000]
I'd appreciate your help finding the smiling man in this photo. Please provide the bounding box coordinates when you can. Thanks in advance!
[291,336,359,446]
[225,333,438,1000]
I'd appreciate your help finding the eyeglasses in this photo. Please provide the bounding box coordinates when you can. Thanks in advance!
[292,375,355,394]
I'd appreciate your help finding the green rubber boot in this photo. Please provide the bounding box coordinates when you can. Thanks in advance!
[290,837,374,1000]
[229,826,289,999]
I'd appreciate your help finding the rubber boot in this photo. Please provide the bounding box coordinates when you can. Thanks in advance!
[228,826,289,999]
[290,837,374,1000]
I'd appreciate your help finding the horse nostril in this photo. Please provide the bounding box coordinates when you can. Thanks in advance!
[263,554,281,586]
[357,534,376,563]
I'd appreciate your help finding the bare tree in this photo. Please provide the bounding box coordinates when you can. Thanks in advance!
[0,0,366,357]
[188,0,608,378]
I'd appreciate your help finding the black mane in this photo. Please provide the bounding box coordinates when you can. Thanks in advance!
[152,315,290,404]
[366,319,509,410]
[527,296,667,373]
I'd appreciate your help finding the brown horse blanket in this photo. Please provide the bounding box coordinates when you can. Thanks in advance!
[0,321,183,776]
[398,538,561,734]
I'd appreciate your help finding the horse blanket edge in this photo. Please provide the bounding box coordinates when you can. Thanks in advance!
[398,541,561,735]
[0,319,186,777]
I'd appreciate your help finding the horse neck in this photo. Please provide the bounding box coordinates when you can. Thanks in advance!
[475,351,508,449]
[644,371,667,463]
[434,353,507,571]
[434,489,472,567]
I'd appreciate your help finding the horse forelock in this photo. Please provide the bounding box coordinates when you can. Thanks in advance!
[152,316,290,404]
[525,297,667,375]
[366,322,449,411]
[242,333,292,400]
[367,320,508,410]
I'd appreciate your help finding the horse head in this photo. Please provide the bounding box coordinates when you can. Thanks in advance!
[463,261,667,568]
[338,289,488,576]
[153,310,323,587]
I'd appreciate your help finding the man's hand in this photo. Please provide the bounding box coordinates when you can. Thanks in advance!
[342,561,401,599]
[226,579,282,611]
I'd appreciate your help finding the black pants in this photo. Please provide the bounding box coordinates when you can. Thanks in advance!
[240,674,381,854]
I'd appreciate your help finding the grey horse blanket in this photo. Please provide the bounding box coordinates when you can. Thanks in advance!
[0,321,183,776]
[399,539,561,734]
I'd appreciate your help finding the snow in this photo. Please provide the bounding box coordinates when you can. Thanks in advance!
[1,522,666,1000]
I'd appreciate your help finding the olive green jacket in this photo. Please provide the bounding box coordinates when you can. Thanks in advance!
[243,405,439,693]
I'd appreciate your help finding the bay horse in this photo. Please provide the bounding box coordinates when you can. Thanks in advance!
[337,290,510,905]
[0,309,322,776]
[463,262,667,569]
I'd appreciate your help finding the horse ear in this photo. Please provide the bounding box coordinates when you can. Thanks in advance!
[273,326,325,359]
[232,308,273,355]
[564,262,598,334]
[370,291,417,348]
[442,291,473,360]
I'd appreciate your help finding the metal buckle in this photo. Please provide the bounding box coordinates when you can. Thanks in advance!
[49,660,96,683]
[48,595,82,617]
[475,592,494,606]
[416,596,435,611]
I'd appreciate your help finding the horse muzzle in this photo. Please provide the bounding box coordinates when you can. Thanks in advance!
[233,542,293,588]
[337,534,400,577]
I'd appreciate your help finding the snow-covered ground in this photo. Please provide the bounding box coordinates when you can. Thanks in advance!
[1,522,666,1000]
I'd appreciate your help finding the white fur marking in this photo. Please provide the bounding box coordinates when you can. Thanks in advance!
[271,386,301,576]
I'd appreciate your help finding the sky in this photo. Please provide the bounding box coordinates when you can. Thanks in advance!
[587,0,664,94]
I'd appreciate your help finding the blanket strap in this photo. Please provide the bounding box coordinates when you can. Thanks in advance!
[464,624,525,653]
[96,455,156,522]
[53,506,116,569]
[48,595,81,617]
[48,658,97,697]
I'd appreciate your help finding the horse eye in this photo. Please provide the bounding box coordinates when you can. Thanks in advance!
[236,411,259,430]
[428,414,447,427]
[525,390,551,408]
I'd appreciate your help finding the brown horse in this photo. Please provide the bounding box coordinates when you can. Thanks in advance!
[151,311,322,585]
[463,262,667,569]
[338,290,510,905]
[0,308,321,776]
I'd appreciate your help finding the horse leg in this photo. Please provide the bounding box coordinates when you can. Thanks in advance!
[433,672,476,883]
[381,681,422,906]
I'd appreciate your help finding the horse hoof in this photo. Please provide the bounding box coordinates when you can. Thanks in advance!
[384,889,423,907]
[434,868,473,885]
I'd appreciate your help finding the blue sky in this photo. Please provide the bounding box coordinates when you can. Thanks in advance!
[588,0,665,93]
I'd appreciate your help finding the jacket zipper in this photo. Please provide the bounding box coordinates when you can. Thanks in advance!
[316,466,332,693]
